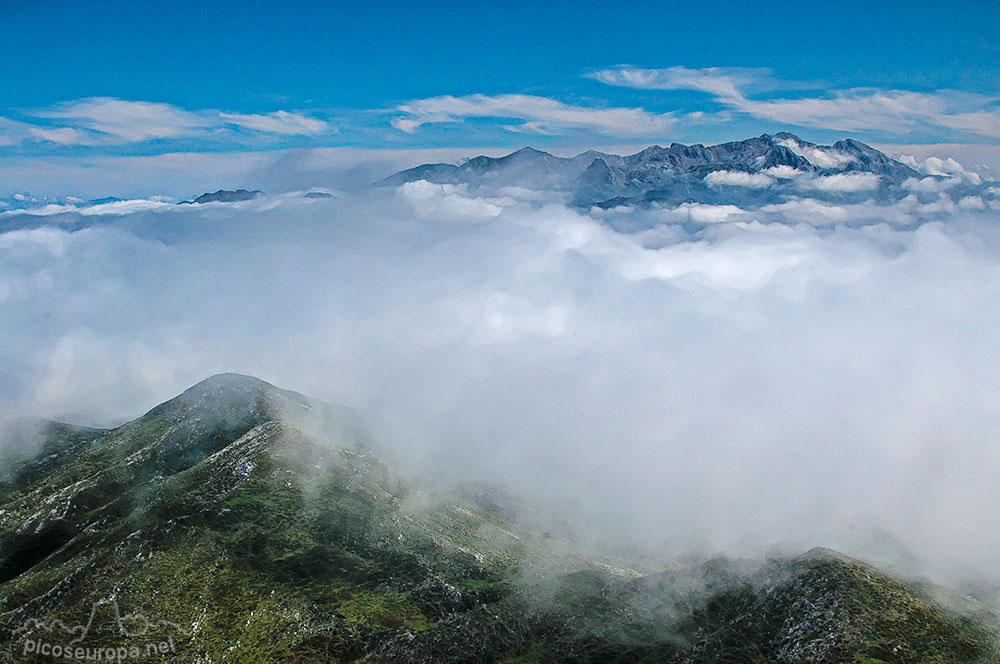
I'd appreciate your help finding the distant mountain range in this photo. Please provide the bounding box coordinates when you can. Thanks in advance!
[180,189,264,205]
[1,134,992,219]
[383,133,951,208]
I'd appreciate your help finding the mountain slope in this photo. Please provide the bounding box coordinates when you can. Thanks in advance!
[1,375,997,663]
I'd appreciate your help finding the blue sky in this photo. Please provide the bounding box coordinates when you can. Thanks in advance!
[1,0,999,159]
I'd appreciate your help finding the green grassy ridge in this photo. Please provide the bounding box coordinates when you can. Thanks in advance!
[0,420,108,499]
[668,552,1000,664]
[1,374,998,663]
[0,402,538,661]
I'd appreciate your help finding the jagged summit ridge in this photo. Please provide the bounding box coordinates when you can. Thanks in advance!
[382,133,923,207]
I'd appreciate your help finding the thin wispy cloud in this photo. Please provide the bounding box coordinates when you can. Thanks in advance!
[28,126,99,146]
[588,65,775,99]
[3,69,998,154]
[219,110,330,135]
[590,66,1000,140]
[3,97,332,147]
[35,98,213,143]
[703,170,774,188]
[391,93,677,136]
[738,91,1000,138]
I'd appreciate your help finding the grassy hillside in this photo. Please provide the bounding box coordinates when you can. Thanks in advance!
[1,374,996,663]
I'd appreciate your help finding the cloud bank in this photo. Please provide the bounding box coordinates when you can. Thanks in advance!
[1,165,999,599]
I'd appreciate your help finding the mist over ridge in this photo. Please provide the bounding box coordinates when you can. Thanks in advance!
[1,134,999,599]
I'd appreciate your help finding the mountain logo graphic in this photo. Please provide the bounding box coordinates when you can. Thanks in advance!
[13,598,189,645]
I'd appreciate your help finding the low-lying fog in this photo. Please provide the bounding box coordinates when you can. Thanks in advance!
[2,153,999,599]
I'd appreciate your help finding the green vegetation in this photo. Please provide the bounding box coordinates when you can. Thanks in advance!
[0,374,997,663]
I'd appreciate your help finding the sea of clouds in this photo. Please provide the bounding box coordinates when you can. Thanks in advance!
[1,156,999,596]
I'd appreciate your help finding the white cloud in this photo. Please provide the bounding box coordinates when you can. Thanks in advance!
[704,170,774,188]
[732,90,984,135]
[586,65,770,99]
[28,126,101,146]
[0,197,179,218]
[753,93,1000,140]
[590,66,1000,140]
[879,143,1000,173]
[35,97,212,143]
[776,137,855,168]
[935,110,1000,140]
[909,192,959,214]
[921,156,968,177]
[219,110,329,135]
[392,93,676,137]
[907,155,983,184]
[760,198,852,222]
[0,203,75,216]
[903,176,963,193]
[762,165,801,179]
[8,97,332,146]
[958,195,985,210]
[800,172,882,192]
[398,180,506,221]
[760,198,921,226]
[658,202,747,224]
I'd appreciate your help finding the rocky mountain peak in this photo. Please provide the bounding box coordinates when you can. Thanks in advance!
[381,132,923,207]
